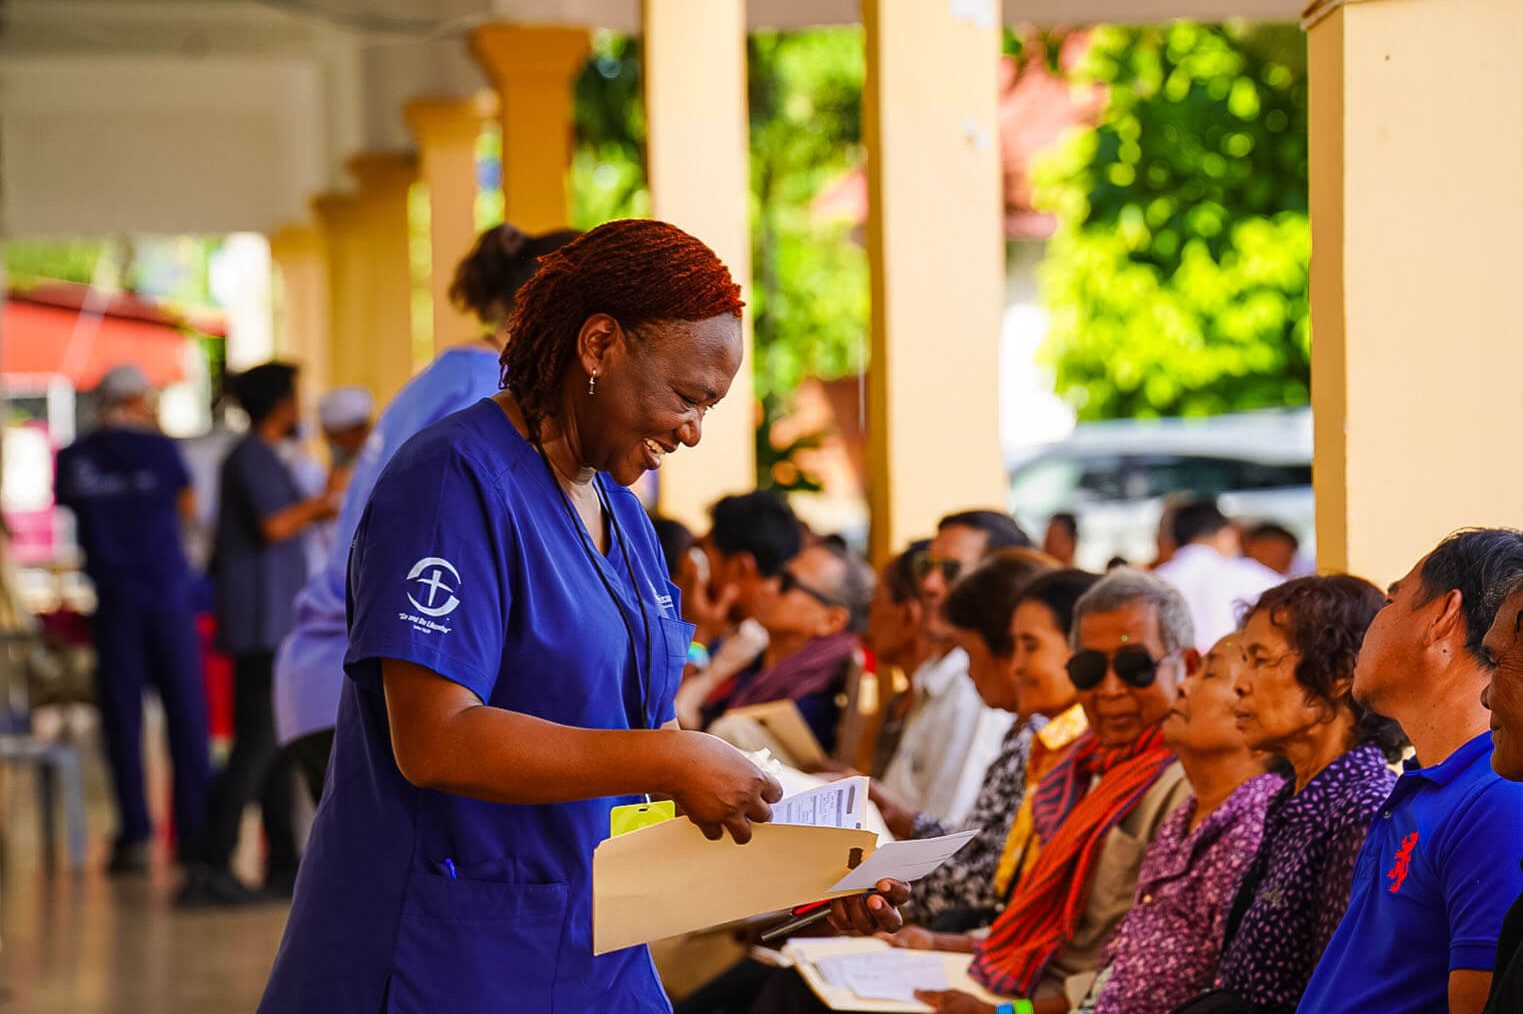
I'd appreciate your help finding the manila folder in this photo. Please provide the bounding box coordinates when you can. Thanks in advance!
[593,817,876,955]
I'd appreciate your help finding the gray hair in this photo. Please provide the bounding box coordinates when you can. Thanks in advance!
[818,544,876,635]
[1071,567,1195,653]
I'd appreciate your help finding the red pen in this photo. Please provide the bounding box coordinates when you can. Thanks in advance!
[759,892,875,943]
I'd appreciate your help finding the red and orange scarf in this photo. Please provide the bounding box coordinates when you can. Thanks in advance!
[969,723,1175,997]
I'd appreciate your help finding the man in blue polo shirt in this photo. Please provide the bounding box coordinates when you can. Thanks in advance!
[1299,529,1523,1014]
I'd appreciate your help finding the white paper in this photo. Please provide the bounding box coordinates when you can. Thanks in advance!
[828,828,978,893]
[815,951,949,1003]
[772,775,869,830]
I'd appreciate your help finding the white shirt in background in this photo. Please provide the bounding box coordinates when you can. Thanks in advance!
[1153,543,1285,651]
[880,647,1014,828]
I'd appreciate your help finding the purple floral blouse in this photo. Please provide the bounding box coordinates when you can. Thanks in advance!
[1210,742,1398,1013]
[1086,773,1283,1014]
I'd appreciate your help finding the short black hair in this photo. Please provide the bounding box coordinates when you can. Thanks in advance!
[650,516,693,579]
[1416,528,1523,664]
[942,549,1056,657]
[229,362,298,426]
[709,490,802,578]
[882,539,931,605]
[939,509,1032,554]
[1018,568,1102,639]
[1048,512,1079,540]
[1246,521,1299,549]
[1170,498,1230,547]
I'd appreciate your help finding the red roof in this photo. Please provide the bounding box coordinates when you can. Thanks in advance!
[3,283,225,389]
[814,32,1105,241]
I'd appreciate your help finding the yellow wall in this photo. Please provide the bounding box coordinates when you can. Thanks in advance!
[643,0,756,529]
[268,223,331,399]
[862,0,1008,563]
[1308,0,1523,585]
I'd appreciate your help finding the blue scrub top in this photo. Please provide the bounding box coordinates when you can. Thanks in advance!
[274,346,502,744]
[55,426,192,600]
[261,399,692,1014]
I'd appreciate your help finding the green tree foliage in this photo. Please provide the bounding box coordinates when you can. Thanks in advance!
[1034,22,1310,420]
[747,28,867,491]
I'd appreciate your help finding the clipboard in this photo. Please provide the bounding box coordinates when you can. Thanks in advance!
[783,937,1008,1013]
[726,699,827,770]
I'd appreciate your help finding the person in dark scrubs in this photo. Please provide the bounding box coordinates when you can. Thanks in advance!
[180,362,341,906]
[54,364,212,874]
[259,220,906,1013]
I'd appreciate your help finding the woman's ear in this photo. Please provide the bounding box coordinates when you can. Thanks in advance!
[575,314,620,379]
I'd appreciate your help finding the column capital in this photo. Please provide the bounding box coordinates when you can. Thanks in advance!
[469,23,590,85]
[267,222,321,254]
[310,191,360,226]
[404,94,495,147]
[347,152,417,195]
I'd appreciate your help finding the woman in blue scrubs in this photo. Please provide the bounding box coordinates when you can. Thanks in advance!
[260,220,906,1013]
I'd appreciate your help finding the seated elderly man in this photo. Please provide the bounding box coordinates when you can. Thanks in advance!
[1482,559,1523,1013]
[676,542,873,756]
[753,570,1194,1014]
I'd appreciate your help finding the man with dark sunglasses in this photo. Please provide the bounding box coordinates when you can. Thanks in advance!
[675,544,873,755]
[879,510,1032,829]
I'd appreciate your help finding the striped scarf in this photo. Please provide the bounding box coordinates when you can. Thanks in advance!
[969,724,1175,997]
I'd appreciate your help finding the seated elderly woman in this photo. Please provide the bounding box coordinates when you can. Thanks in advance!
[1071,632,1283,1014]
[1176,575,1408,1014]
[675,542,874,756]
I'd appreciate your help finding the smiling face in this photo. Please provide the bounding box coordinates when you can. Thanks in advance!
[1166,632,1247,756]
[1072,602,1183,746]
[575,313,743,487]
[1011,599,1077,719]
[1482,586,1523,780]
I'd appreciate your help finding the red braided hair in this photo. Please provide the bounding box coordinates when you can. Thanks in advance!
[500,218,745,441]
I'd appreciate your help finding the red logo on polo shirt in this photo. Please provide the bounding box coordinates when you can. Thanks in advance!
[1386,831,1419,893]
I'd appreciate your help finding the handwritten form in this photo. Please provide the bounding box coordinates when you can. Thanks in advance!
[815,951,949,1002]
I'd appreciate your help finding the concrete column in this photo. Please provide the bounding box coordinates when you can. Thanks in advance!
[310,193,367,394]
[862,0,1007,563]
[469,24,589,233]
[267,224,331,398]
[1305,0,1523,584]
[405,95,491,355]
[643,0,756,529]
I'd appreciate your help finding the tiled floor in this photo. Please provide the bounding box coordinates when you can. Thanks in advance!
[0,709,289,1012]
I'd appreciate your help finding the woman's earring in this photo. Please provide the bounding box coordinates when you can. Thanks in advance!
[588,370,598,396]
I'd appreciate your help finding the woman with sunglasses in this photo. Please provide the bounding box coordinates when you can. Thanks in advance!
[1175,576,1407,1014]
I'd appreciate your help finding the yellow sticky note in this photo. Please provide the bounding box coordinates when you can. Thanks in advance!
[610,800,676,838]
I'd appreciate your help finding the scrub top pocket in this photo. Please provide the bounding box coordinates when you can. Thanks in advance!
[388,872,569,1013]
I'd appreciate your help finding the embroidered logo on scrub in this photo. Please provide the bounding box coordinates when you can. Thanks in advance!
[1386,831,1420,893]
[406,557,462,618]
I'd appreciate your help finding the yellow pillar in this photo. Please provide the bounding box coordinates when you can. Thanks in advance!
[267,224,331,398]
[312,153,418,407]
[405,95,491,355]
[1306,0,1523,585]
[469,24,589,233]
[862,0,1006,563]
[643,0,755,529]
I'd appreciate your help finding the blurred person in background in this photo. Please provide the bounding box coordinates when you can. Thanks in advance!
[866,539,931,778]
[1043,512,1079,568]
[274,224,580,805]
[1242,521,1312,578]
[181,362,340,907]
[680,491,803,648]
[1298,531,1523,1014]
[285,386,374,576]
[877,510,1030,829]
[316,386,374,473]
[1153,498,1283,651]
[679,543,872,755]
[54,364,211,874]
[1194,575,1408,1013]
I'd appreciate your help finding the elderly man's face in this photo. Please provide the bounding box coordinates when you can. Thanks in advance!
[753,546,849,643]
[1482,587,1523,780]
[1072,602,1184,746]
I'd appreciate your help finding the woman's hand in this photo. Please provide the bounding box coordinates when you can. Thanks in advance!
[868,781,920,840]
[666,731,783,844]
[826,878,912,935]
[912,991,997,1014]
[877,925,937,950]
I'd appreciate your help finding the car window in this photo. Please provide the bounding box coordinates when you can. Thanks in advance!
[1009,456,1082,517]
[1130,455,1311,498]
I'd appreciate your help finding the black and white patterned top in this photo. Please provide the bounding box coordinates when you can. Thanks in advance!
[1211,742,1397,1013]
[902,716,1040,929]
